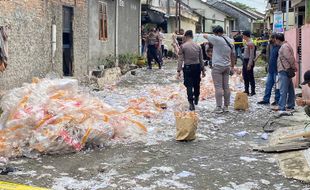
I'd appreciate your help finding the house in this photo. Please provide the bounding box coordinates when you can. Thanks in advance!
[89,0,141,62]
[167,0,200,33]
[0,0,141,90]
[265,0,295,31]
[206,0,264,32]
[183,0,235,33]
[141,0,200,33]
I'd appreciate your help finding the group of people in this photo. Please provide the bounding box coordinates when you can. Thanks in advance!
[257,33,297,114]
[176,25,299,114]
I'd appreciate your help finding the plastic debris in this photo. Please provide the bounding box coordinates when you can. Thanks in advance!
[176,171,196,178]
[261,133,268,140]
[235,131,249,137]
[0,78,147,158]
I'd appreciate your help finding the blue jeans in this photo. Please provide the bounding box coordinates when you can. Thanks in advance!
[278,71,295,111]
[235,46,243,62]
[263,73,280,103]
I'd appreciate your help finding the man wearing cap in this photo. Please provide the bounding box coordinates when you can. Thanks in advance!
[296,70,310,117]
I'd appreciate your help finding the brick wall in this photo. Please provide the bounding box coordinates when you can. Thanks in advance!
[0,0,88,90]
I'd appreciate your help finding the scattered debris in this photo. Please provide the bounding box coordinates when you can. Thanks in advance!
[235,131,249,137]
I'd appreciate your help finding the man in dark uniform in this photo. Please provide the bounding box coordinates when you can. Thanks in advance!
[177,30,206,111]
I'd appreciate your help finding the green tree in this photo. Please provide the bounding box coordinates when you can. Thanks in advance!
[228,1,257,12]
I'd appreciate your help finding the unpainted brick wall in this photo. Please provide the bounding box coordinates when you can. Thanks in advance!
[0,0,89,90]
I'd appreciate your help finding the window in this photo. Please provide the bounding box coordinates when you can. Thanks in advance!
[99,2,108,41]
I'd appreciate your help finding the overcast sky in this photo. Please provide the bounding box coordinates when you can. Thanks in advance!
[229,0,267,13]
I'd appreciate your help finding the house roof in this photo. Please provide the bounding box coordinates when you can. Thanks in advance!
[200,0,235,18]
[209,0,262,20]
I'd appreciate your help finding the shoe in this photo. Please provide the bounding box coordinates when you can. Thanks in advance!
[271,101,278,106]
[286,107,295,112]
[213,107,223,114]
[223,106,229,112]
[189,102,195,111]
[147,67,152,70]
[243,91,249,95]
[277,110,293,117]
[250,92,256,96]
[194,97,199,105]
[257,100,269,105]
[271,107,280,111]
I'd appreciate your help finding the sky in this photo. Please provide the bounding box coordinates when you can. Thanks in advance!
[229,0,267,13]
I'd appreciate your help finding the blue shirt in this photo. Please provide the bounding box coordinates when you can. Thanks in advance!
[269,45,280,74]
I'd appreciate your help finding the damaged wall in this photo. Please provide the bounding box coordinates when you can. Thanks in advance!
[0,0,89,90]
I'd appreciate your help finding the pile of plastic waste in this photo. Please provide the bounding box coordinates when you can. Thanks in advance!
[0,78,146,158]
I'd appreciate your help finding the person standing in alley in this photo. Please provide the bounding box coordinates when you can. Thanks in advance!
[257,33,281,106]
[233,31,244,63]
[203,26,235,113]
[275,33,296,113]
[242,31,256,96]
[177,30,206,111]
[146,28,162,70]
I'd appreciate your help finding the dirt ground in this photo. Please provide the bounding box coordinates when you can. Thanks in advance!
[1,61,310,190]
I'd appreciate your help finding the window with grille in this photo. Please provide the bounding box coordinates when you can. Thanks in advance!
[99,2,108,41]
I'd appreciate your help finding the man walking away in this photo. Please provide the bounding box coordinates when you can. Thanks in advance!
[257,33,280,106]
[177,30,206,111]
[146,28,162,70]
[242,31,256,96]
[203,26,235,113]
[275,33,296,113]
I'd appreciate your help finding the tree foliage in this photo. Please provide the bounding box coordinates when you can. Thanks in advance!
[228,1,257,12]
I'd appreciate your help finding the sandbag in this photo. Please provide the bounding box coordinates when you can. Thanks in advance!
[175,112,198,141]
[234,92,249,110]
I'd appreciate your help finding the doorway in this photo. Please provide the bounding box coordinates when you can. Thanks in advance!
[63,6,73,76]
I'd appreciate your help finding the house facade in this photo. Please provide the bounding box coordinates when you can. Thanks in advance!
[141,0,200,33]
[0,0,89,90]
[0,0,141,90]
[89,0,141,64]
[207,0,263,32]
[183,0,234,33]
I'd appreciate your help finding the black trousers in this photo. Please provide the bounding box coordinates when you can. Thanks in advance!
[147,45,161,68]
[242,58,255,93]
[183,64,201,102]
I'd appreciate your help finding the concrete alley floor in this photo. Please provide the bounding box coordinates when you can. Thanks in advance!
[1,62,310,190]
